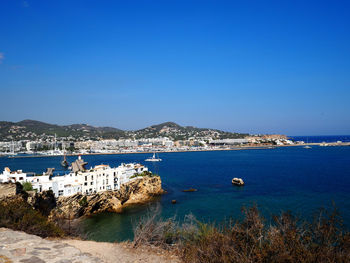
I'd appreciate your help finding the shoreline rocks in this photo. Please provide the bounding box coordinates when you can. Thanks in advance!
[49,176,164,220]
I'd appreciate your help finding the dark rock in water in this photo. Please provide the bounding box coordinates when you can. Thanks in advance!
[182,188,197,192]
[171,200,177,204]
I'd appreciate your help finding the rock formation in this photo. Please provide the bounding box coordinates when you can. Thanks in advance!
[0,182,23,199]
[0,176,164,221]
[49,176,164,219]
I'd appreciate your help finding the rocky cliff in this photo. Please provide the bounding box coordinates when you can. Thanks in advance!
[0,176,164,221]
[49,176,164,219]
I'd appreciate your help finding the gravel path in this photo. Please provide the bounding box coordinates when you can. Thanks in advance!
[0,228,179,263]
[0,228,100,263]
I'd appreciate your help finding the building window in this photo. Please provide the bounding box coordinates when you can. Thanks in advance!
[91,176,93,180]
[91,182,93,185]
[85,176,87,181]
[84,182,87,186]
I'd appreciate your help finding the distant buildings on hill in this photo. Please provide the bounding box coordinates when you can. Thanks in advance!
[0,134,296,155]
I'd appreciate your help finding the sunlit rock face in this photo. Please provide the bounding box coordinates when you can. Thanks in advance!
[49,176,164,219]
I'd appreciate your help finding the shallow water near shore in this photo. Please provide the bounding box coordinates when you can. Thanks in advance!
[1,146,350,242]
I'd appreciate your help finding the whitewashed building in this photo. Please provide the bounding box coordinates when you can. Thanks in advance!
[0,157,149,197]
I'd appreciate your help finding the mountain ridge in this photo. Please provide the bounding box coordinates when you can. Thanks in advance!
[0,119,249,141]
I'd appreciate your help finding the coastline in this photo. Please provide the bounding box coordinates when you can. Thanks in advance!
[5,142,350,159]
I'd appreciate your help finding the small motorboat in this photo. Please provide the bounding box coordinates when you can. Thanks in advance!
[232,178,244,186]
[182,188,198,192]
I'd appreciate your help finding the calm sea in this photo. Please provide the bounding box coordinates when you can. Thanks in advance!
[1,140,350,242]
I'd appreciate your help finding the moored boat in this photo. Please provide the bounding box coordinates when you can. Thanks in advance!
[182,188,198,192]
[60,144,69,168]
[232,177,244,186]
[145,152,162,162]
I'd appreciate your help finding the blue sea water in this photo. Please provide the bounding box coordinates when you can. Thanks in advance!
[1,143,350,242]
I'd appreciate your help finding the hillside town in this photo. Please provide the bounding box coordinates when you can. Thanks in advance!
[0,134,297,156]
[0,121,298,156]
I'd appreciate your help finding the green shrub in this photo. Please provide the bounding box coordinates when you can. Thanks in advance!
[79,196,88,207]
[130,171,156,179]
[22,182,33,191]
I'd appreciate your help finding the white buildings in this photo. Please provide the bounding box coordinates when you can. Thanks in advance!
[0,167,27,183]
[0,157,149,198]
[209,139,249,145]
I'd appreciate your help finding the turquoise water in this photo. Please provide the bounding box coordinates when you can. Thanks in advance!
[1,146,350,242]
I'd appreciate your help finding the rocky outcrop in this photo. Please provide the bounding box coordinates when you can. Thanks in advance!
[49,176,164,219]
[0,182,23,199]
[27,190,57,217]
[0,228,100,263]
[0,176,164,220]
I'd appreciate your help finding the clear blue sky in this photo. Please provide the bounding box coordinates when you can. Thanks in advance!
[0,0,349,135]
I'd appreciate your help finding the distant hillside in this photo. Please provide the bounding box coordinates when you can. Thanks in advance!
[0,120,248,141]
[0,120,125,141]
[131,122,248,140]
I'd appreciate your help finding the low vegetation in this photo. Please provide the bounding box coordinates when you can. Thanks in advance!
[22,181,33,191]
[0,197,63,238]
[133,205,350,263]
[130,171,156,179]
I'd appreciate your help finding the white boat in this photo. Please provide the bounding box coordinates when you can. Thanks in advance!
[145,153,162,162]
[303,145,311,149]
[232,177,244,186]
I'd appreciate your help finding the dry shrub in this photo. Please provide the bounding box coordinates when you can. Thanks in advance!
[133,205,350,263]
[0,197,63,238]
[182,206,350,263]
[133,205,181,248]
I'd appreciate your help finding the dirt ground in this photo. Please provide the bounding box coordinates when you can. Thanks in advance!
[64,239,180,263]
